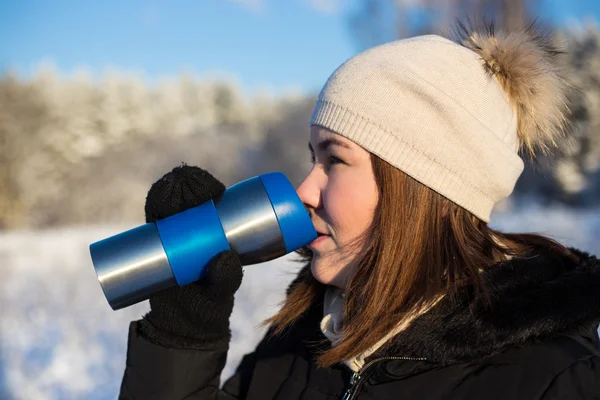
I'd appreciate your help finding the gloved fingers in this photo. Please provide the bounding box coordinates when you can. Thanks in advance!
[200,250,244,296]
[145,164,226,223]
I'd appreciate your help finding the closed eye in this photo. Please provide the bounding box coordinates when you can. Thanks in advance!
[328,155,344,165]
[310,154,344,166]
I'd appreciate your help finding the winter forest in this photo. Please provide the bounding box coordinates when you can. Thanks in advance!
[2,1,600,399]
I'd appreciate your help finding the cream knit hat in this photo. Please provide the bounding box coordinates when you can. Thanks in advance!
[310,23,570,222]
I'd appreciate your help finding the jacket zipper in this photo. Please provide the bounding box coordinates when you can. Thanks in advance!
[340,356,427,400]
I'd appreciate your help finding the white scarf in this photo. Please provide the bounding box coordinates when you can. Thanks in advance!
[320,287,441,372]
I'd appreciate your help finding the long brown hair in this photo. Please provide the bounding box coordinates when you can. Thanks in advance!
[265,153,576,367]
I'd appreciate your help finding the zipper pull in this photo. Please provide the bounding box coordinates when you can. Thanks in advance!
[340,356,428,399]
[341,371,360,400]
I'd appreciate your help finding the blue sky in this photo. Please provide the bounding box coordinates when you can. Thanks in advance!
[1,0,599,94]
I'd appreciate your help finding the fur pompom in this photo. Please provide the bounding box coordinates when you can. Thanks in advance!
[452,21,571,158]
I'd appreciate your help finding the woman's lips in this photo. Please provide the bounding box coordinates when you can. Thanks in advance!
[309,234,330,248]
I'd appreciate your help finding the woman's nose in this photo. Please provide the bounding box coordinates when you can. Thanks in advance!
[296,170,321,210]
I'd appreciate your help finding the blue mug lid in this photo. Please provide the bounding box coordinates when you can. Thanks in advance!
[259,172,317,252]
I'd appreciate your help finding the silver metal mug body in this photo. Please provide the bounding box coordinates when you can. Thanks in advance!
[215,176,287,265]
[90,223,177,310]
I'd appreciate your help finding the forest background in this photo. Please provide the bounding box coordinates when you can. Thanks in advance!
[1,1,599,398]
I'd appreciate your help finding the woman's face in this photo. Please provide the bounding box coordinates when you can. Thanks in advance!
[296,126,379,289]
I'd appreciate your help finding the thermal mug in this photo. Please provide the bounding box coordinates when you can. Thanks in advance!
[89,172,316,310]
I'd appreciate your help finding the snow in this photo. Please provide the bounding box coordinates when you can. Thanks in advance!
[1,204,599,399]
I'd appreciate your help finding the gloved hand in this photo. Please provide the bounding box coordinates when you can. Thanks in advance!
[137,164,243,350]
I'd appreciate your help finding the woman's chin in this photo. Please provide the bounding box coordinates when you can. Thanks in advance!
[310,259,344,288]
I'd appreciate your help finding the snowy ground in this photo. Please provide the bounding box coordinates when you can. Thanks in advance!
[1,203,599,399]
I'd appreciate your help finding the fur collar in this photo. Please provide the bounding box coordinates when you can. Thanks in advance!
[289,245,600,365]
[373,246,600,364]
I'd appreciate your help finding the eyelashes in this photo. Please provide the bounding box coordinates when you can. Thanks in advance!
[310,155,344,166]
[329,156,344,165]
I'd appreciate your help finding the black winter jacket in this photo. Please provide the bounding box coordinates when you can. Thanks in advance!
[119,246,600,399]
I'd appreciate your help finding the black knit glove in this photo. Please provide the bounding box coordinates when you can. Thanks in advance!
[138,164,243,350]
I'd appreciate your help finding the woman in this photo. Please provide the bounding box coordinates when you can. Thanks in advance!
[119,22,600,399]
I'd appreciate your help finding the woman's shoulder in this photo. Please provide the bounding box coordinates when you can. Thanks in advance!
[367,245,600,374]
[481,326,600,367]
[460,328,600,398]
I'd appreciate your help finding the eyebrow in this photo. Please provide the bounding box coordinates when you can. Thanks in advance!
[308,138,351,154]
